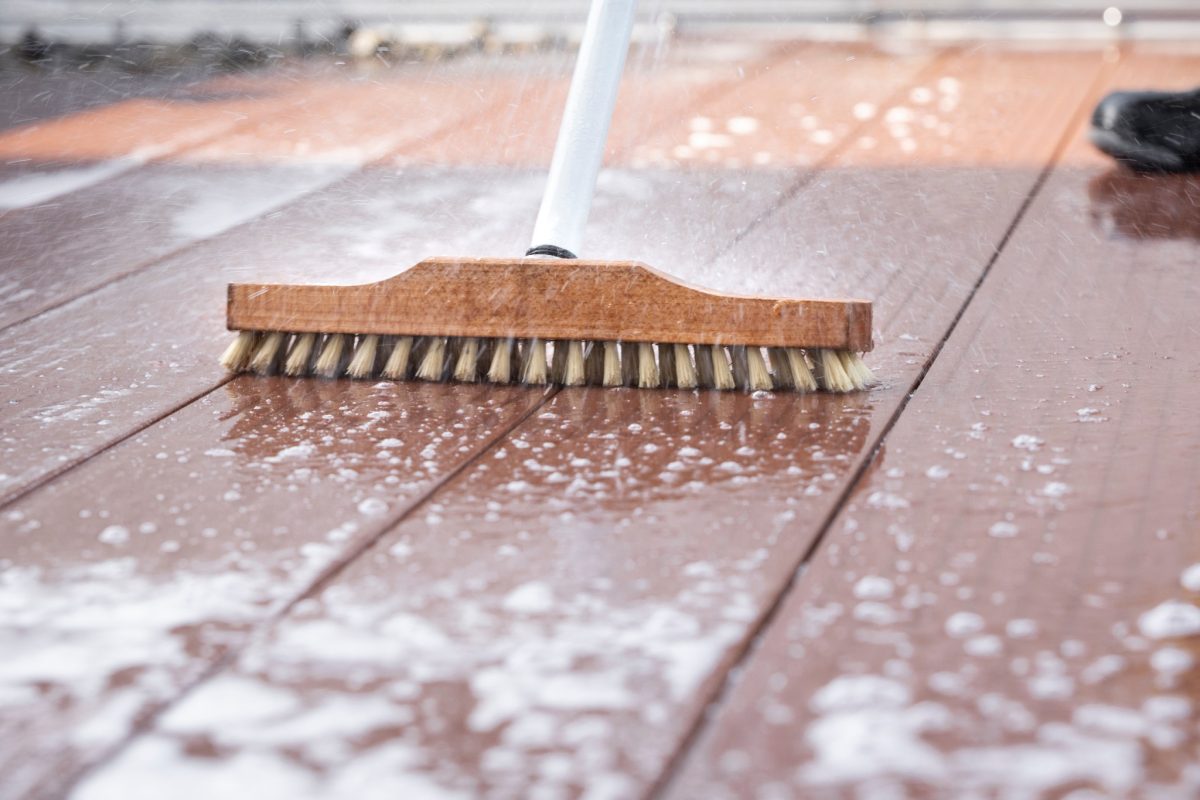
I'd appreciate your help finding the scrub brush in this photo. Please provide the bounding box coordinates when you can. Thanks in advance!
[220,0,875,393]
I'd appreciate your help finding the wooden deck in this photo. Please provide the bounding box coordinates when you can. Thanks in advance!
[2,38,1199,800]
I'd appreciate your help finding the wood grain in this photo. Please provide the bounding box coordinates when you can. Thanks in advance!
[663,50,1200,800]
[227,257,873,350]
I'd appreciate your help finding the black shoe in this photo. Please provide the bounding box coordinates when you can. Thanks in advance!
[1089,88,1200,172]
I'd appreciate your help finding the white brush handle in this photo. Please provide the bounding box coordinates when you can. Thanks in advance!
[528,0,637,258]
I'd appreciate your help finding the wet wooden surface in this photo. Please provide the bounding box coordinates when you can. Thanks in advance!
[0,64,560,329]
[665,51,1200,800]
[2,38,1198,800]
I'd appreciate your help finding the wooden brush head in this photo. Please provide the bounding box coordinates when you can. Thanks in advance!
[226,257,872,352]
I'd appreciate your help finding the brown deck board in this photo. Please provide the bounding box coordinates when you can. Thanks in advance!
[0,68,563,330]
[58,47,1103,798]
[0,64,212,132]
[662,50,1200,799]
[0,73,331,208]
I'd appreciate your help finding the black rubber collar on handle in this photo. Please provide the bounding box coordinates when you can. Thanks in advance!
[525,244,578,259]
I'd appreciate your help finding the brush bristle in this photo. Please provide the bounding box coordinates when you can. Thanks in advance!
[788,347,818,392]
[637,342,659,388]
[454,337,480,382]
[284,333,316,376]
[584,342,604,385]
[521,339,547,385]
[382,336,413,379]
[839,350,875,389]
[417,337,448,381]
[673,344,697,389]
[221,331,870,392]
[347,334,379,379]
[220,331,259,372]
[249,331,286,375]
[603,342,622,387]
[746,346,773,391]
[694,345,716,388]
[816,348,853,392]
[620,342,638,387]
[658,343,677,388]
[711,346,735,390]
[768,347,793,389]
[562,340,586,386]
[314,334,348,378]
[550,340,569,384]
[488,338,514,383]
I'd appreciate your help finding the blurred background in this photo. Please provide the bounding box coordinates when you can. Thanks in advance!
[5,1,1200,54]
[5,1,1197,126]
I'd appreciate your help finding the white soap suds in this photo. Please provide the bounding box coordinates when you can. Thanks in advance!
[853,576,895,600]
[799,676,1148,796]
[1006,619,1038,639]
[1180,564,1200,592]
[1138,601,1200,639]
[1041,482,1071,498]
[97,525,130,545]
[502,582,556,614]
[356,498,388,516]
[944,612,985,638]
[726,116,759,134]
[988,521,1019,538]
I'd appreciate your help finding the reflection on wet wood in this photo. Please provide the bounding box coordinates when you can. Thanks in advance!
[0,378,545,798]
[69,388,880,798]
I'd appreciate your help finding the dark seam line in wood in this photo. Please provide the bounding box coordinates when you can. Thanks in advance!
[706,47,959,267]
[58,384,562,797]
[0,374,238,511]
[646,53,1117,800]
